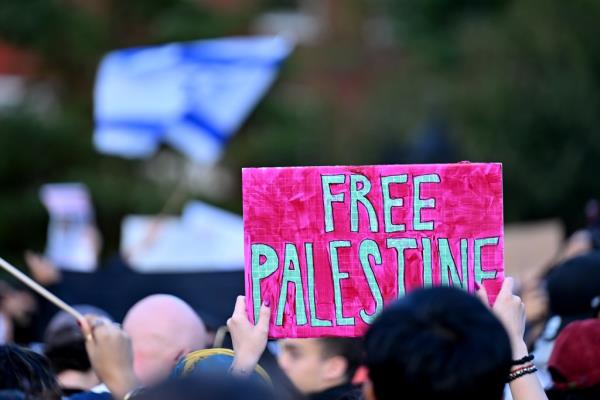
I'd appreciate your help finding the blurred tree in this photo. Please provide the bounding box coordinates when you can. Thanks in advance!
[0,0,260,264]
[1,0,599,269]
[383,0,600,230]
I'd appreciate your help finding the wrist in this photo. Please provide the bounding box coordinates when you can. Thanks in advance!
[106,371,139,400]
[511,338,528,360]
[230,355,259,375]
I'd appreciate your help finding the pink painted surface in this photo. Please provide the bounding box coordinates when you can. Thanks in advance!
[243,163,504,338]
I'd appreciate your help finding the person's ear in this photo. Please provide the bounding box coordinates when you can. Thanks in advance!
[322,356,348,382]
[362,377,376,400]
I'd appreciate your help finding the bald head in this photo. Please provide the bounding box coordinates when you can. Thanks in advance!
[123,294,207,385]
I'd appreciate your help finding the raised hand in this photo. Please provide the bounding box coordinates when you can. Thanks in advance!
[227,295,271,375]
[80,315,139,399]
[476,278,548,400]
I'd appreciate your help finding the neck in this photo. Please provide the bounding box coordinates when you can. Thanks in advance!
[313,378,350,394]
[57,369,100,391]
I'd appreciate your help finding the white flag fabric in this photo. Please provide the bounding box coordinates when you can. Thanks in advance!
[94,36,293,164]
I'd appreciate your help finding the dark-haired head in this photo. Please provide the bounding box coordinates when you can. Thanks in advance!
[44,305,112,375]
[134,374,275,400]
[364,286,511,400]
[317,338,364,382]
[0,345,61,400]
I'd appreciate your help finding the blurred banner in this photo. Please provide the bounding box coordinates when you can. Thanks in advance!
[94,36,293,164]
[40,183,98,272]
[121,200,243,272]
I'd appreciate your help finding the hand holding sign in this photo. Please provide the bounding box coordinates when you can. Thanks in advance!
[478,277,527,359]
[228,295,271,375]
[243,163,504,338]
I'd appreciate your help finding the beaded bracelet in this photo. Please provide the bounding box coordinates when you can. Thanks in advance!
[511,362,534,374]
[508,366,538,382]
[511,354,534,366]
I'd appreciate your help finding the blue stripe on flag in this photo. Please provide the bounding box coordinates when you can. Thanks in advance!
[181,112,227,145]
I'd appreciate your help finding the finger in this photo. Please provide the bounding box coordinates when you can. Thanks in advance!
[90,317,109,331]
[79,316,92,337]
[87,314,111,325]
[257,302,271,330]
[83,314,110,339]
[79,317,94,342]
[498,276,515,300]
[233,295,246,318]
[475,283,490,308]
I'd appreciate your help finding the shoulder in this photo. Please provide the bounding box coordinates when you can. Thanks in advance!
[67,391,113,400]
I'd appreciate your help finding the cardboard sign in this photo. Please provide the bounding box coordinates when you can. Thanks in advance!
[40,183,98,272]
[243,163,504,338]
[121,201,244,272]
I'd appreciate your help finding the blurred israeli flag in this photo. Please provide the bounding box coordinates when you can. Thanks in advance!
[94,36,293,164]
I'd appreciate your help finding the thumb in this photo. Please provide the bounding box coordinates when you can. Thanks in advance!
[79,316,94,346]
[475,282,490,308]
[498,276,515,300]
[257,301,271,331]
[233,295,246,318]
[79,316,91,336]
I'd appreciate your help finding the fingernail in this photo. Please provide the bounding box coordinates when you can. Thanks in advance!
[76,320,82,328]
[474,282,480,291]
[264,298,270,307]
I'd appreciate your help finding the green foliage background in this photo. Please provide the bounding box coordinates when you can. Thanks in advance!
[0,0,599,264]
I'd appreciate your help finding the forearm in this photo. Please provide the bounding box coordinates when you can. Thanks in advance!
[103,369,139,400]
[508,339,548,400]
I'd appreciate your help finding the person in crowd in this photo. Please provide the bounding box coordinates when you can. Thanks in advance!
[533,251,600,388]
[546,319,600,400]
[558,200,600,261]
[277,338,363,400]
[77,278,546,400]
[545,252,600,331]
[132,374,275,400]
[0,344,62,400]
[171,347,271,385]
[227,278,547,400]
[78,297,271,400]
[361,278,547,400]
[363,285,509,400]
[43,305,112,396]
[122,294,208,385]
[0,281,37,344]
[79,314,138,400]
[228,296,363,400]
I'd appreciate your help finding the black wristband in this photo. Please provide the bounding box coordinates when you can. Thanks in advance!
[511,354,534,366]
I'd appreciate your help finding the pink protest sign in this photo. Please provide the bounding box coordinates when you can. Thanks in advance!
[243,163,504,338]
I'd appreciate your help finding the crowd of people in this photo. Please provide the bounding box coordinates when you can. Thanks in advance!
[1,222,600,400]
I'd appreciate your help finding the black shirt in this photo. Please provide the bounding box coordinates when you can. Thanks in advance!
[308,384,362,400]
